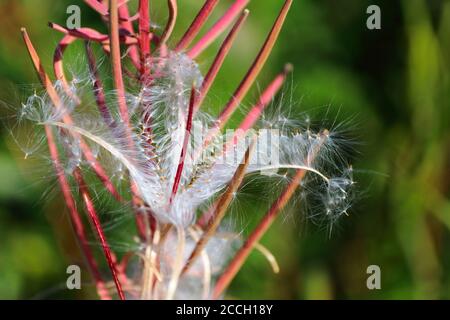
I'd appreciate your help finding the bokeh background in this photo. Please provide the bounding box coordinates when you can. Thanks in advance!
[0,0,449,299]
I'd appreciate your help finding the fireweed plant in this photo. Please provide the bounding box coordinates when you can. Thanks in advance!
[13,0,356,300]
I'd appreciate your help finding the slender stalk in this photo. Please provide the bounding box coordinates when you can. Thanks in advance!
[182,140,254,274]
[188,0,249,59]
[85,42,116,128]
[159,0,178,47]
[216,0,292,129]
[138,0,151,79]
[213,131,328,298]
[45,126,110,300]
[109,0,130,126]
[237,64,292,132]
[198,64,290,162]
[213,168,306,299]
[84,0,109,16]
[195,9,249,113]
[74,169,126,300]
[166,227,185,300]
[118,3,140,69]
[170,85,196,204]
[53,35,80,103]
[175,0,220,52]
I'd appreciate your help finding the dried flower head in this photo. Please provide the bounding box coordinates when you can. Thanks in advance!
[15,0,356,300]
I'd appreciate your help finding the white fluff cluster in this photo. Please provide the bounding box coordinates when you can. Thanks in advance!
[19,50,354,229]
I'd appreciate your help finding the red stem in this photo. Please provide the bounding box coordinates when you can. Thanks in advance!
[45,126,111,300]
[109,0,130,126]
[53,35,80,104]
[118,2,141,69]
[74,169,126,300]
[138,0,151,79]
[159,0,178,47]
[188,0,249,59]
[170,86,196,204]
[238,64,292,132]
[183,141,254,274]
[175,0,220,52]
[85,42,116,128]
[195,9,249,113]
[84,0,109,16]
[213,129,327,298]
[216,0,292,129]
[213,168,306,299]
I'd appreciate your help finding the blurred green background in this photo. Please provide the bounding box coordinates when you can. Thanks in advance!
[0,0,449,299]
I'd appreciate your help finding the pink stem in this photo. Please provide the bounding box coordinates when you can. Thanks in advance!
[216,0,292,129]
[53,35,80,104]
[183,141,254,274]
[195,9,249,113]
[213,129,327,298]
[188,0,249,59]
[109,0,130,126]
[169,86,196,204]
[84,0,109,16]
[238,64,292,132]
[159,0,178,47]
[74,169,126,300]
[175,0,220,52]
[85,42,116,128]
[213,168,306,299]
[45,126,111,300]
[138,0,151,79]
[49,22,138,45]
[118,3,141,69]
[200,64,291,159]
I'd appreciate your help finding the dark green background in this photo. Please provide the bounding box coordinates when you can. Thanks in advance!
[0,0,449,299]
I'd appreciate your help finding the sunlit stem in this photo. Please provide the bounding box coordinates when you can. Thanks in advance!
[182,140,255,275]
[188,0,250,59]
[195,9,249,113]
[74,169,126,300]
[175,0,220,52]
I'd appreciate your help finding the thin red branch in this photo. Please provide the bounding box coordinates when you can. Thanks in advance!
[213,130,327,298]
[212,168,306,299]
[175,0,220,52]
[238,64,292,132]
[138,0,151,79]
[159,0,178,47]
[183,140,254,274]
[216,0,292,129]
[45,125,110,300]
[198,64,291,163]
[74,169,126,300]
[109,0,130,126]
[188,0,249,59]
[170,85,196,205]
[195,9,249,113]
[53,35,80,104]
[118,3,140,69]
[84,0,109,16]
[49,22,138,46]
[85,42,116,128]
